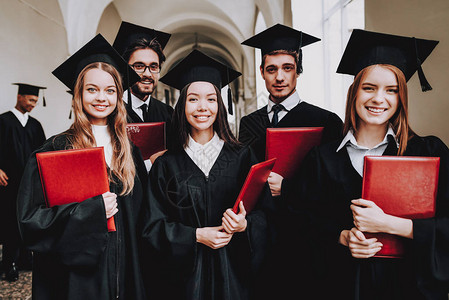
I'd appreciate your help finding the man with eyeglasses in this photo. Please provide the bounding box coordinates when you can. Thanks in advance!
[238,24,343,299]
[113,22,173,172]
[113,21,173,125]
[0,83,46,282]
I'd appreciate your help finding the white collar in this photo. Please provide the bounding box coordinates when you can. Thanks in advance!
[267,91,301,113]
[12,108,29,126]
[186,132,222,152]
[337,126,398,152]
[123,90,151,109]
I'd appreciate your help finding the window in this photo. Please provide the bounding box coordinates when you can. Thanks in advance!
[291,0,364,119]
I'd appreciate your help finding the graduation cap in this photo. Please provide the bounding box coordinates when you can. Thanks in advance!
[52,34,140,91]
[112,21,171,56]
[159,49,241,114]
[336,29,439,92]
[241,23,321,57]
[13,83,47,106]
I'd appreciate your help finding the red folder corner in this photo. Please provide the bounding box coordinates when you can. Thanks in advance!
[126,122,166,160]
[232,158,276,214]
[266,127,323,179]
[362,156,440,258]
[36,147,116,232]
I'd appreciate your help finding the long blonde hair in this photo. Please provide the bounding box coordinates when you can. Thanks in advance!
[343,64,414,155]
[69,62,135,195]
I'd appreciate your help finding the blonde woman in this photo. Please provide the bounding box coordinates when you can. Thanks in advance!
[17,35,147,299]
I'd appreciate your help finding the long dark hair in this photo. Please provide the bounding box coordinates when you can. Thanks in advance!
[171,82,240,149]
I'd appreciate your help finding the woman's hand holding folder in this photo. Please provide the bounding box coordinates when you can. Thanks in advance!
[222,201,247,234]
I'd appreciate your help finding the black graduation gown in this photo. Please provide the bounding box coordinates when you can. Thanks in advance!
[238,101,343,299]
[0,111,45,243]
[141,143,272,300]
[238,101,343,163]
[17,133,148,300]
[290,135,449,299]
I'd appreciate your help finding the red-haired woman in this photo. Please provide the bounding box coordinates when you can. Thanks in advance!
[290,30,449,299]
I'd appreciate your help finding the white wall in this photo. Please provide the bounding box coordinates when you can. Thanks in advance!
[366,0,449,145]
[0,0,72,138]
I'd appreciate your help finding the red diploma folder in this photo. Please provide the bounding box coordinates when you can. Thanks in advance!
[232,158,276,214]
[362,156,440,258]
[126,122,166,160]
[266,127,324,179]
[36,147,116,232]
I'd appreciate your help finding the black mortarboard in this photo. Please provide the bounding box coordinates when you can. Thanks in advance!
[160,50,241,114]
[336,29,439,91]
[13,83,46,96]
[52,34,140,91]
[13,83,47,106]
[113,21,171,56]
[241,23,320,56]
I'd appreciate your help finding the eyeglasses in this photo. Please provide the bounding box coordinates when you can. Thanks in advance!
[130,63,161,74]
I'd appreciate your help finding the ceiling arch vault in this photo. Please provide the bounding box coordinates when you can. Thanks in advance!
[57,0,291,129]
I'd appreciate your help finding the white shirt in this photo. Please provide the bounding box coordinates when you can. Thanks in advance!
[266,91,301,123]
[337,126,398,176]
[91,124,113,168]
[12,108,29,127]
[123,90,150,121]
[123,90,153,172]
[184,132,224,177]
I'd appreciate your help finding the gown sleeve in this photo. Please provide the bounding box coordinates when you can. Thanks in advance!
[141,156,198,271]
[232,147,272,273]
[17,141,109,267]
[288,146,347,248]
[411,137,449,292]
[321,112,343,144]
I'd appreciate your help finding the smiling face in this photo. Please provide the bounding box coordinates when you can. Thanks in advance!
[260,53,299,103]
[354,65,399,132]
[82,68,118,125]
[185,81,218,142]
[129,48,160,100]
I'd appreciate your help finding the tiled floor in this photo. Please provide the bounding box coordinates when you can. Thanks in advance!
[0,245,32,299]
[0,270,32,300]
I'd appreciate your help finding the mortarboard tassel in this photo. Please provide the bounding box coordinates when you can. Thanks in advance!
[298,33,303,73]
[226,66,233,115]
[417,65,432,92]
[414,37,432,92]
[69,108,72,119]
[227,87,233,115]
[126,67,133,108]
[43,90,47,107]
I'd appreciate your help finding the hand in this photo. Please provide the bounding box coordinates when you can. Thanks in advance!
[0,169,8,186]
[340,227,383,259]
[150,150,168,164]
[222,201,247,234]
[351,199,389,233]
[102,192,118,219]
[267,172,283,197]
[196,226,233,249]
